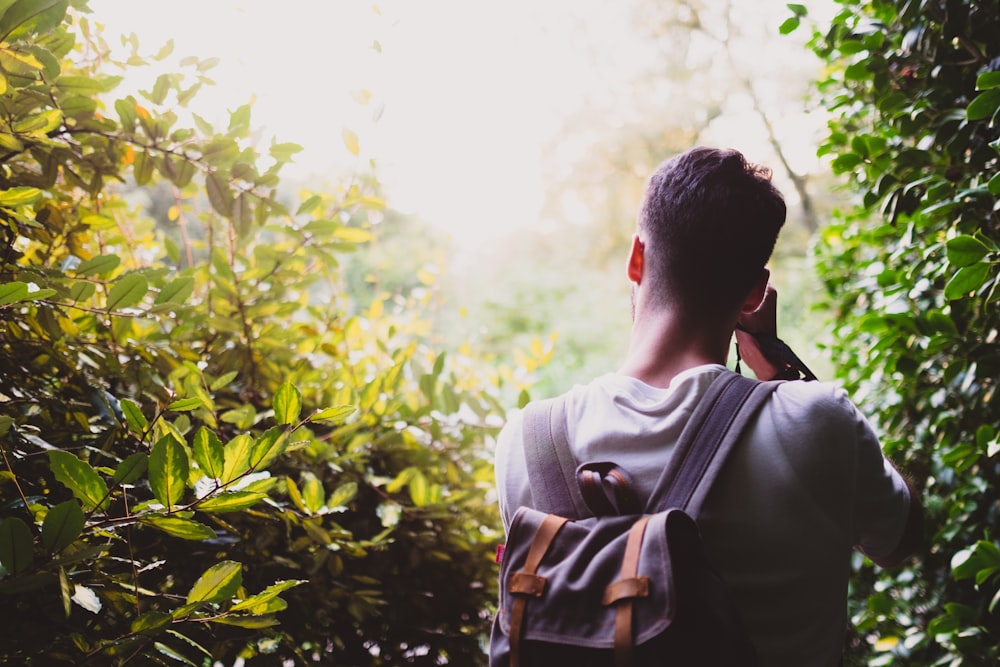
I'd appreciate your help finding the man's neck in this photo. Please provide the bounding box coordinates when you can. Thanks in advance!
[619,307,732,389]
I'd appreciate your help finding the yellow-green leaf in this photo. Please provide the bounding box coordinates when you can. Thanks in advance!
[120,399,148,433]
[248,426,288,470]
[168,397,204,411]
[209,615,280,628]
[221,434,253,483]
[12,108,62,134]
[142,516,216,540]
[197,491,265,513]
[131,610,172,634]
[148,435,189,508]
[48,450,109,511]
[0,281,28,306]
[114,452,148,484]
[0,186,41,207]
[309,405,356,423]
[192,427,224,480]
[273,381,301,425]
[301,472,324,515]
[186,560,242,604]
[327,482,357,510]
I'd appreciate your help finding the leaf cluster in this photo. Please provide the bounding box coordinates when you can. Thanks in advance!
[795,0,1000,663]
[0,2,504,664]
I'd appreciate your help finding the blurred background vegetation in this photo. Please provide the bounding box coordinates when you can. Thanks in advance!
[0,0,997,664]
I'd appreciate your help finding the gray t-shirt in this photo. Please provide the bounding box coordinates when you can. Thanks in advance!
[494,364,911,667]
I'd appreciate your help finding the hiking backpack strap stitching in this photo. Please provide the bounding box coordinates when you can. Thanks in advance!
[507,513,569,667]
[603,514,652,667]
[522,396,590,517]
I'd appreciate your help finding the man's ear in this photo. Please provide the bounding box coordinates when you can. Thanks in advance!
[627,235,644,283]
[741,268,770,315]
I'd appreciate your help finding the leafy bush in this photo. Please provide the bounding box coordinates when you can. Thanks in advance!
[0,2,503,664]
[797,0,1000,663]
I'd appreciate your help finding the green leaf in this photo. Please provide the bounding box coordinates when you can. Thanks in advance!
[0,0,69,41]
[68,280,95,302]
[309,405,356,423]
[192,427,224,480]
[149,435,189,508]
[120,398,148,432]
[106,273,148,310]
[221,434,253,483]
[0,281,28,305]
[41,500,84,553]
[0,517,34,574]
[153,641,198,666]
[155,275,195,305]
[75,254,120,276]
[0,185,41,207]
[327,482,357,509]
[48,450,109,511]
[944,263,991,300]
[186,560,242,604]
[131,610,173,634]
[988,171,1000,196]
[301,472,325,515]
[209,371,238,391]
[142,516,216,540]
[167,397,203,411]
[209,614,280,628]
[249,427,288,470]
[114,452,148,484]
[206,171,232,217]
[967,89,1000,121]
[229,579,306,613]
[946,235,992,267]
[977,71,1000,90]
[197,491,266,513]
[778,16,800,35]
[273,381,301,425]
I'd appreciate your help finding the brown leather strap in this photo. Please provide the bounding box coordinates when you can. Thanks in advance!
[508,514,568,667]
[604,515,651,667]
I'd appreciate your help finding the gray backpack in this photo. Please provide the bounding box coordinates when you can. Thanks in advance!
[490,372,777,666]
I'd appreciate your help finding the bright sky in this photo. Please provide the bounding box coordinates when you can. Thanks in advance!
[86,0,637,249]
[86,0,824,250]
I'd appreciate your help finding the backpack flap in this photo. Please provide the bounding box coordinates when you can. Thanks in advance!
[496,505,703,649]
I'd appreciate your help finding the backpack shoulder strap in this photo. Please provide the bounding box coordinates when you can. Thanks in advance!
[521,395,591,518]
[647,372,780,516]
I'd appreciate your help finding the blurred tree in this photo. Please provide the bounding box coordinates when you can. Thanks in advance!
[468,0,838,395]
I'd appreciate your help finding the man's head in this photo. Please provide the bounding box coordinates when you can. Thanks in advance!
[633,147,786,323]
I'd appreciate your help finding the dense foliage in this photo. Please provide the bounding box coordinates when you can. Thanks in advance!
[796,0,1000,663]
[0,2,504,664]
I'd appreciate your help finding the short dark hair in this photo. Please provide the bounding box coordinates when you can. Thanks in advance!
[637,147,786,320]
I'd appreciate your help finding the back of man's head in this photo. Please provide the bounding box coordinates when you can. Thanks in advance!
[637,147,786,322]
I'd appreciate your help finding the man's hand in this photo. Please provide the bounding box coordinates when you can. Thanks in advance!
[735,284,783,381]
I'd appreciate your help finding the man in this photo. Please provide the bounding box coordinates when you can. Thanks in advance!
[493,147,922,666]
